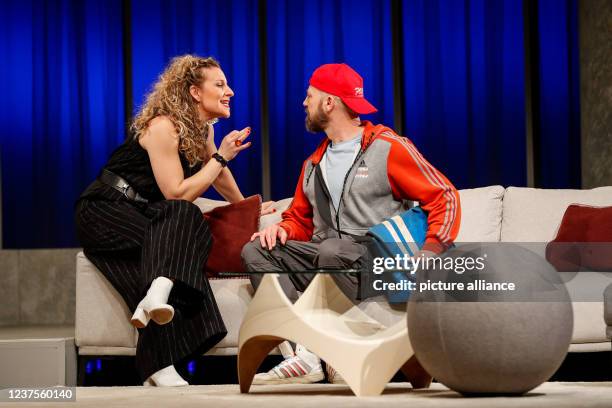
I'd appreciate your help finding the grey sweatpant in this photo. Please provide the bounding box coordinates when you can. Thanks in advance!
[241,237,369,303]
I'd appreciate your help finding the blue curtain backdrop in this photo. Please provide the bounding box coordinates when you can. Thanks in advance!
[399,0,579,190]
[400,0,526,189]
[130,0,263,200]
[536,0,580,188]
[266,0,395,200]
[0,0,581,248]
[0,0,125,248]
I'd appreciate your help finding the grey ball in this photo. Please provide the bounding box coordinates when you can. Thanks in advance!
[407,243,573,395]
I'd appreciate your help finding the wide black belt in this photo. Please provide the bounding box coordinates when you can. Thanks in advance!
[98,169,148,203]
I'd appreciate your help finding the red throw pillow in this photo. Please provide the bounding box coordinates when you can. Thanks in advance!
[203,195,261,277]
[546,204,612,272]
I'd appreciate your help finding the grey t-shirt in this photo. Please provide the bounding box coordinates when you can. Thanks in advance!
[324,134,362,210]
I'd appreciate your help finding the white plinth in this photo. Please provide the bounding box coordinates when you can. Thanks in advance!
[0,326,76,388]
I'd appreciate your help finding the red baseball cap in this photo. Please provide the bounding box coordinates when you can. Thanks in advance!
[309,63,377,115]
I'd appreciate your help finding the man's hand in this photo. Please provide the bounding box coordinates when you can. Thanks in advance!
[250,224,288,250]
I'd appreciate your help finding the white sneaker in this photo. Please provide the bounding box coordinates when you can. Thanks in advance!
[143,365,188,387]
[131,277,175,328]
[326,365,346,384]
[252,355,324,385]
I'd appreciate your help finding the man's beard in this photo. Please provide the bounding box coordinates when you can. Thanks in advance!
[305,102,329,133]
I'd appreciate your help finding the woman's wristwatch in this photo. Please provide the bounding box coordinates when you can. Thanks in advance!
[212,152,228,167]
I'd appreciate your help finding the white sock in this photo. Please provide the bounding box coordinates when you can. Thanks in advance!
[295,344,321,368]
[145,365,188,387]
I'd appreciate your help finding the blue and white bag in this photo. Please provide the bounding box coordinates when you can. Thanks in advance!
[366,206,428,302]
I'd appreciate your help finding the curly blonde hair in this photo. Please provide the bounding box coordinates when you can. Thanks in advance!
[131,55,221,167]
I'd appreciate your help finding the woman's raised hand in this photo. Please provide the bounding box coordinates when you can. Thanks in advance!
[217,127,251,161]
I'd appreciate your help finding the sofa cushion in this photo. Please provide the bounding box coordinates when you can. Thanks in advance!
[455,186,505,242]
[546,205,612,272]
[571,301,607,344]
[203,195,261,276]
[501,186,612,242]
[260,198,293,229]
[193,197,231,213]
[222,187,504,243]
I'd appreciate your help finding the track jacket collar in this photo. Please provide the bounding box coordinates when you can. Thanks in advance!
[309,121,393,165]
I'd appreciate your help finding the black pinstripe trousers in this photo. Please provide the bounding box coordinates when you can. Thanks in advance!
[74,191,227,380]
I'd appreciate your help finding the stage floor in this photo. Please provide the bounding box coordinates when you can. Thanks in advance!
[5,382,612,408]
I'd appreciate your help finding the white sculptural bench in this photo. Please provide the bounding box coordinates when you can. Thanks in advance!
[237,272,431,397]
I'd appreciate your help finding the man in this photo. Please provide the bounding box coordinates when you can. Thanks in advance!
[241,63,461,384]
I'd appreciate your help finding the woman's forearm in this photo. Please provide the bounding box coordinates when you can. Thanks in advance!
[213,168,244,203]
[174,159,225,202]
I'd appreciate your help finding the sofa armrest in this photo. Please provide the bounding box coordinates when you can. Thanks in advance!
[75,252,138,349]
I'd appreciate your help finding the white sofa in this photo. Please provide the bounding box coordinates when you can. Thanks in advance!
[75,186,612,361]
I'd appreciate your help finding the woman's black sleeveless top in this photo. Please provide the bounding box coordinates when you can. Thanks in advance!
[78,136,202,203]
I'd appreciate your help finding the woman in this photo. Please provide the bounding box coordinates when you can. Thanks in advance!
[74,55,273,386]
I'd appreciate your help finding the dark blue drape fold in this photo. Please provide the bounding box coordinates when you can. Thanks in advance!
[400,0,527,189]
[536,0,580,188]
[266,0,394,200]
[0,0,582,248]
[1,0,125,248]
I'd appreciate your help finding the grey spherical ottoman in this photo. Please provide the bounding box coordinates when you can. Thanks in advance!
[407,243,573,395]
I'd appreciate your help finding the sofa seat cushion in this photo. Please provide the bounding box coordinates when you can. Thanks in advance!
[605,283,612,333]
[455,186,505,242]
[501,186,612,242]
[203,195,262,276]
[571,302,608,344]
[193,197,232,213]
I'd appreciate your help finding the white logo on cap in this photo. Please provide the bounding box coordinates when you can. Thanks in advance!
[354,87,363,96]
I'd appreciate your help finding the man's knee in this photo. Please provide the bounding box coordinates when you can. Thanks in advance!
[316,238,345,268]
[316,238,365,269]
[241,240,266,268]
